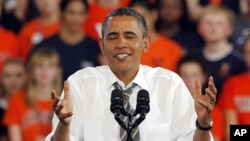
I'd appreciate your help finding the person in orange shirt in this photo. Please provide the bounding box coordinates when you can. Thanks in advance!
[0,27,21,71]
[0,58,27,141]
[0,58,27,109]
[3,48,62,141]
[177,54,224,141]
[18,0,61,60]
[218,36,250,141]
[130,0,183,71]
[83,0,130,41]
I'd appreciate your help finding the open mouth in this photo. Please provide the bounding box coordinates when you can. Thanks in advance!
[114,53,132,59]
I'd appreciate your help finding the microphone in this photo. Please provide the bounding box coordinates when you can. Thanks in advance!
[135,89,150,116]
[110,89,124,116]
[110,89,127,131]
[131,89,150,130]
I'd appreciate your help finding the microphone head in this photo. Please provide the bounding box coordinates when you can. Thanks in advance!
[136,89,150,114]
[110,89,124,114]
[111,89,123,104]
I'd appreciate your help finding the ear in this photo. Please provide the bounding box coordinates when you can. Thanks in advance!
[98,38,105,55]
[143,36,151,52]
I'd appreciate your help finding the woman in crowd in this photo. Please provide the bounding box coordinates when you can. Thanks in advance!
[3,48,62,141]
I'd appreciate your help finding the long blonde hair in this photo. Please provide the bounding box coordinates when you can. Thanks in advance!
[26,48,62,107]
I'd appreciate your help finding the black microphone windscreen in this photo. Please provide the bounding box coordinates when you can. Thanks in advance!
[137,89,150,104]
[111,89,123,104]
[136,89,150,114]
[110,89,124,114]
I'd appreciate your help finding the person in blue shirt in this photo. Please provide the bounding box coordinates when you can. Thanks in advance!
[31,0,101,80]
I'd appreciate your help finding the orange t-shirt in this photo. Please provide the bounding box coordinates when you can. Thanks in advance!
[218,72,250,124]
[209,0,222,5]
[3,92,53,141]
[141,34,183,72]
[0,27,20,71]
[83,0,130,41]
[18,18,60,60]
[211,105,224,140]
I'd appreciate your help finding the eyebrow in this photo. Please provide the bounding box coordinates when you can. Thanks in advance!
[106,32,118,37]
[124,31,137,36]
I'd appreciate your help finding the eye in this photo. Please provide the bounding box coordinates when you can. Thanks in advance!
[125,33,137,39]
[107,33,118,40]
[108,35,117,40]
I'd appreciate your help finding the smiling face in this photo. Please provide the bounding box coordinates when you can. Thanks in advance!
[99,16,150,76]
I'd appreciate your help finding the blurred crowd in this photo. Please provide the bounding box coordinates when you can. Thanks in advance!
[0,0,250,141]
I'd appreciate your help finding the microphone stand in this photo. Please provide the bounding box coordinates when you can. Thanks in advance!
[126,113,134,141]
[126,112,147,141]
[114,113,127,132]
[113,112,134,141]
[113,111,144,141]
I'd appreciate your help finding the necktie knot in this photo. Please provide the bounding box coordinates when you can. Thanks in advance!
[113,82,137,102]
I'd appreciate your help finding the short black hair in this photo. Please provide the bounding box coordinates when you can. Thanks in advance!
[60,0,88,12]
[177,54,208,75]
[101,7,147,38]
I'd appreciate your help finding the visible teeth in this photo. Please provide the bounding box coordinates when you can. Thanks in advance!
[116,54,129,59]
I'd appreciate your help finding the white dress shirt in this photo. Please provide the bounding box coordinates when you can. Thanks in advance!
[46,65,213,141]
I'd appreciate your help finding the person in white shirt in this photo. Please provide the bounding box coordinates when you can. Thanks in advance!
[47,6,217,141]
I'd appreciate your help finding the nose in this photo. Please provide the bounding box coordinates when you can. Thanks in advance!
[116,36,127,48]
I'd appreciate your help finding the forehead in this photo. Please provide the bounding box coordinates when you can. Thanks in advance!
[65,1,85,11]
[104,16,143,35]
[3,63,24,70]
[202,13,228,22]
[181,62,202,70]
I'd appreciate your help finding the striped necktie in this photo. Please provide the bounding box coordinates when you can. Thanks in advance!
[114,82,140,141]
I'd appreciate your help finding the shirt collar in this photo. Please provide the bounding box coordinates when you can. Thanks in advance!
[105,65,148,91]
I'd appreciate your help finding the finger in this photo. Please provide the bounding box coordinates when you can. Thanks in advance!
[194,79,202,98]
[198,99,213,112]
[205,88,216,104]
[52,90,61,108]
[54,104,64,114]
[63,80,71,100]
[58,112,73,119]
[208,80,217,96]
[51,89,59,100]
[209,76,214,83]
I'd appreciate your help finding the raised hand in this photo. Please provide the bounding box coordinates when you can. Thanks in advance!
[193,76,217,126]
[52,80,73,126]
